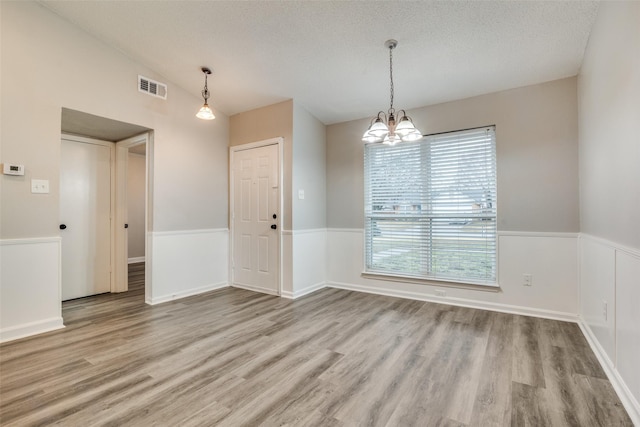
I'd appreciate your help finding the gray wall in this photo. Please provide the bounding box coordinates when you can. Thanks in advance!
[578,2,640,250]
[127,153,146,259]
[293,102,327,230]
[1,1,229,239]
[327,77,580,232]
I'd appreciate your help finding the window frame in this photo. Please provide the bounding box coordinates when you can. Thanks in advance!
[362,125,499,289]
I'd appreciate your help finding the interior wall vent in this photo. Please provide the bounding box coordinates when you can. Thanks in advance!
[138,75,167,99]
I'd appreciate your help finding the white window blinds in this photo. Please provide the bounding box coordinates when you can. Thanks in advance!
[364,126,497,285]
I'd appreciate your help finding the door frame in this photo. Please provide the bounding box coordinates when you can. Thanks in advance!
[229,137,284,296]
[114,132,152,295]
[60,134,116,294]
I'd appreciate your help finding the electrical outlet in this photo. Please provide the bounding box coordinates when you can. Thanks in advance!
[435,290,446,297]
[603,300,608,321]
[523,273,532,286]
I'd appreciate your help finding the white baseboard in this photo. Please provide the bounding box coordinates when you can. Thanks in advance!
[128,256,145,264]
[281,281,327,299]
[326,281,578,322]
[0,317,65,343]
[146,281,229,305]
[578,319,640,426]
[231,283,280,296]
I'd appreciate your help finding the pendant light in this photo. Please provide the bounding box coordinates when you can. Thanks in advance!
[362,40,422,145]
[196,67,215,120]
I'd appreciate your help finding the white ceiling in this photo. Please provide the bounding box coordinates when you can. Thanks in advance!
[40,1,599,125]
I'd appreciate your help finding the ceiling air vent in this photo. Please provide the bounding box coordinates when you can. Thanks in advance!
[138,75,167,99]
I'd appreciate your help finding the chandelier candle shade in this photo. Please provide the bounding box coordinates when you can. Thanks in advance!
[362,40,422,145]
[196,67,215,120]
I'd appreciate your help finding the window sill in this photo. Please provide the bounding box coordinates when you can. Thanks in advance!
[361,271,501,293]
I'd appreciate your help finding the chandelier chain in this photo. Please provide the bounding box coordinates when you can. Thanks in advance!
[202,74,209,101]
[389,45,394,112]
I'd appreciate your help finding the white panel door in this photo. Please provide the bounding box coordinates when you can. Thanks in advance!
[232,144,279,294]
[60,138,112,300]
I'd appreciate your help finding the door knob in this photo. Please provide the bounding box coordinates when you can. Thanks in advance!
[271,224,277,230]
[273,213,277,219]
[59,224,67,230]
[124,224,129,229]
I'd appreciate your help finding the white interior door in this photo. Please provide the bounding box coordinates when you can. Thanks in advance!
[232,143,280,295]
[60,137,112,300]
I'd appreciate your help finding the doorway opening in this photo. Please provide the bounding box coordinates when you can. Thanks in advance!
[60,108,153,308]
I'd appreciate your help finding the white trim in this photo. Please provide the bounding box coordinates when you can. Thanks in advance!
[326,281,579,322]
[498,231,580,238]
[289,228,326,235]
[231,283,279,296]
[361,271,500,291]
[326,228,364,234]
[578,319,640,426]
[281,281,326,299]
[0,236,61,245]
[146,281,229,305]
[282,228,326,236]
[0,317,65,343]
[580,233,640,259]
[325,229,581,238]
[61,133,113,147]
[230,137,283,152]
[152,228,228,237]
[128,256,145,264]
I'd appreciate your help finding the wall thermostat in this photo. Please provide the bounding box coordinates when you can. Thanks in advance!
[2,163,25,176]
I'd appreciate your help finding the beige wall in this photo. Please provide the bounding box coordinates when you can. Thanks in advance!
[230,100,293,230]
[327,77,580,232]
[127,152,146,259]
[578,2,640,250]
[0,1,229,239]
[292,102,326,230]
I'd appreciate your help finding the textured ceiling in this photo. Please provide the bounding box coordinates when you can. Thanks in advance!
[40,1,599,125]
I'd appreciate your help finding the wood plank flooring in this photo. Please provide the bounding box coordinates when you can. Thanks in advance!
[0,263,632,426]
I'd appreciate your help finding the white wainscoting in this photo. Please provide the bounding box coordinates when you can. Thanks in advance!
[0,237,64,342]
[147,229,229,305]
[326,229,579,321]
[282,229,327,299]
[579,234,640,425]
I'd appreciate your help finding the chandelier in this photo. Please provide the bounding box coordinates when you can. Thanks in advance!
[362,40,422,145]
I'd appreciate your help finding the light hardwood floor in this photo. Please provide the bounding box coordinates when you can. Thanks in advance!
[0,263,632,426]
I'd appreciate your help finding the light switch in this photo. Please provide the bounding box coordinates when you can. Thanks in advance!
[31,179,49,194]
[298,189,305,200]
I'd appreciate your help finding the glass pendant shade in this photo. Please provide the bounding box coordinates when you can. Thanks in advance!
[402,129,423,141]
[368,120,389,136]
[196,103,215,120]
[362,116,389,142]
[395,115,417,136]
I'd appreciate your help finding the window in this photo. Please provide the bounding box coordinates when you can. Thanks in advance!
[364,126,497,285]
